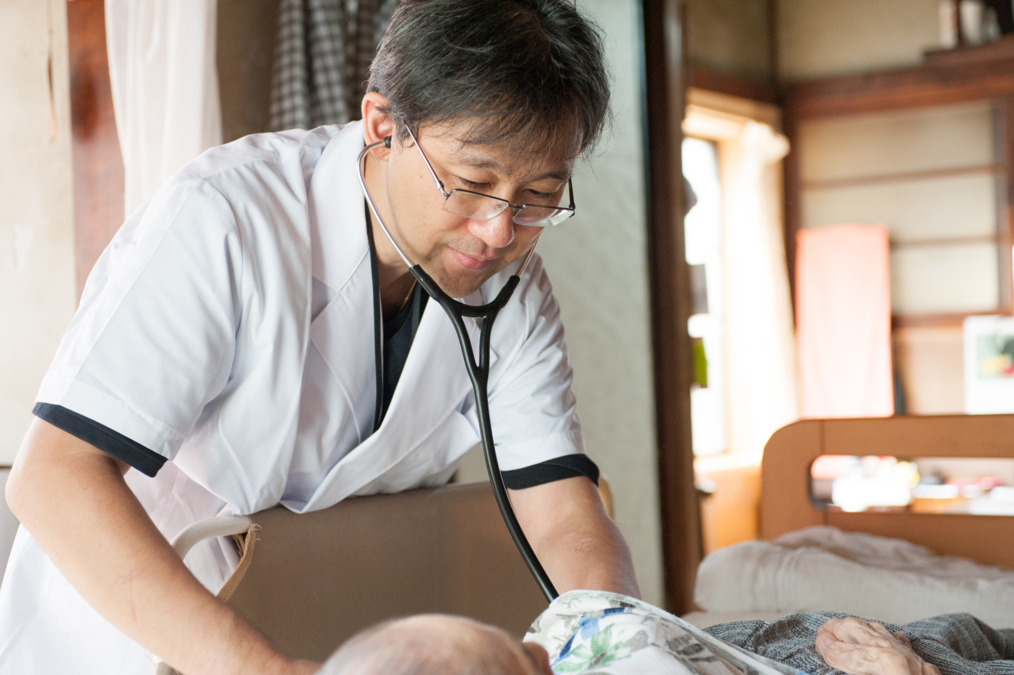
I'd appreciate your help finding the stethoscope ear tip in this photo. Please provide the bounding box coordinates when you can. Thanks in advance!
[384,135,391,148]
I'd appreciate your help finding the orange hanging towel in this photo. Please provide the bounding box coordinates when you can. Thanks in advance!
[795,224,894,418]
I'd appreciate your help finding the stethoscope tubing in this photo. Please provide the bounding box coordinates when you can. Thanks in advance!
[358,139,558,602]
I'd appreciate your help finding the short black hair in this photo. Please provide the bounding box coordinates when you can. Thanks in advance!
[367,0,610,156]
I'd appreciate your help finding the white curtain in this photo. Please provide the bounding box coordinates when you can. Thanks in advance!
[721,121,798,461]
[106,0,222,216]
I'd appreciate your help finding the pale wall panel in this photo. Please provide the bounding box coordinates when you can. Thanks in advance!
[685,0,774,81]
[891,244,1000,314]
[0,0,75,465]
[776,0,942,81]
[798,102,995,182]
[803,175,998,242]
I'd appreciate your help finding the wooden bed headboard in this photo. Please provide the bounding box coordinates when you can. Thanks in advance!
[760,414,1014,569]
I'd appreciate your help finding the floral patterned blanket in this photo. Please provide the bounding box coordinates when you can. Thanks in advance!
[524,591,804,674]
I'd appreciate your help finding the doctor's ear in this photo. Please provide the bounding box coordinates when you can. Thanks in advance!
[361,91,397,155]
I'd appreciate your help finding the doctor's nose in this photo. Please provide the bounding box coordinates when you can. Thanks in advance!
[469,209,516,249]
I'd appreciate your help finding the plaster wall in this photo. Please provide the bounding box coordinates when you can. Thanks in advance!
[685,0,775,81]
[0,0,75,465]
[541,0,662,606]
[776,0,945,81]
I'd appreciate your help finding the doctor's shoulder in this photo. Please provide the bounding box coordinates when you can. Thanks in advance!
[128,124,358,246]
[82,127,348,310]
[176,124,346,190]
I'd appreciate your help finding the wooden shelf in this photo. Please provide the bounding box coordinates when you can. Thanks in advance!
[782,37,1014,327]
[801,163,1004,190]
[923,33,1014,67]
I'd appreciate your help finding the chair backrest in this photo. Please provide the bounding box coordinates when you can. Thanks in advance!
[216,481,550,663]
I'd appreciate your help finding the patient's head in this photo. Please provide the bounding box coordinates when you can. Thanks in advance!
[320,614,553,674]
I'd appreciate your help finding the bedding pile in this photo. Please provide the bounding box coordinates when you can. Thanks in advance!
[692,526,1014,628]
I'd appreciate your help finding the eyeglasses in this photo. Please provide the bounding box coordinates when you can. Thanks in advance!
[405,126,576,228]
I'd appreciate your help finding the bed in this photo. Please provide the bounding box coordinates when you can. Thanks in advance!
[685,414,1014,630]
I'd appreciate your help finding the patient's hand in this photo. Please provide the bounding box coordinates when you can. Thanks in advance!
[815,618,940,675]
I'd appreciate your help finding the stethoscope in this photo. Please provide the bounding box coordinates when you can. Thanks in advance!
[357,136,558,602]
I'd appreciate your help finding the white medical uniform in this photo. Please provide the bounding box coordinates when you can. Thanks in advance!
[0,121,586,673]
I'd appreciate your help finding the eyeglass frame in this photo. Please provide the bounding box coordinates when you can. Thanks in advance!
[403,125,576,228]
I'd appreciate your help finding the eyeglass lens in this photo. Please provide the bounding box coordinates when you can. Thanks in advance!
[443,191,571,227]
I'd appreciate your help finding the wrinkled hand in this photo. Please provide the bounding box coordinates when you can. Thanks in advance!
[815,618,940,675]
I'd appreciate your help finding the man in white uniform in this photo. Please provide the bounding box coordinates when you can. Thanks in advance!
[0,0,639,673]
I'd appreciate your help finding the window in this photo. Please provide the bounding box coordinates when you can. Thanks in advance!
[683,136,726,457]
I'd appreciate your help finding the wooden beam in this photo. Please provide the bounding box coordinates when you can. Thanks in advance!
[67,0,123,297]
[784,38,1014,120]
[687,64,777,105]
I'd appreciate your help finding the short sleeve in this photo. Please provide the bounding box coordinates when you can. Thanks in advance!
[35,176,244,464]
[501,453,599,489]
[33,403,167,476]
[479,255,588,471]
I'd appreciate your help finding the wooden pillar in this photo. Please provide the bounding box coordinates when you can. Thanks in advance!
[641,0,702,614]
[67,0,123,297]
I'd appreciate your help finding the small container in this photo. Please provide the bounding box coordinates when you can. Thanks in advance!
[940,0,959,48]
[960,0,985,45]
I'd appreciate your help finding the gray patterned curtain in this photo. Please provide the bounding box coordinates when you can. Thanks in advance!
[270,0,399,130]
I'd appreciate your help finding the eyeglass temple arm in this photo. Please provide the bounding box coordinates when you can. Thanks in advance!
[404,126,451,196]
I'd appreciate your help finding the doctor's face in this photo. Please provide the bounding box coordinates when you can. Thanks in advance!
[375,120,577,298]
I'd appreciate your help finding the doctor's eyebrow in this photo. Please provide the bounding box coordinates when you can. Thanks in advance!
[451,149,572,184]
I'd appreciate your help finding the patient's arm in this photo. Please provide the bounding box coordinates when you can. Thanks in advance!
[508,476,640,598]
[815,617,940,675]
[6,419,319,675]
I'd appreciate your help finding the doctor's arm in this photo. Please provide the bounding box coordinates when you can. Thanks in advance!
[508,475,640,598]
[6,419,319,675]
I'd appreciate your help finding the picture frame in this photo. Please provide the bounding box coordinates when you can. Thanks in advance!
[963,315,1014,413]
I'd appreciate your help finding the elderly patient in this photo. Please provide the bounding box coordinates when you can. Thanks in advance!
[321,614,553,674]
[318,590,1014,674]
